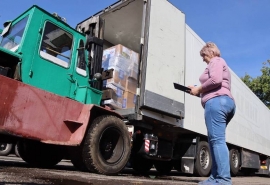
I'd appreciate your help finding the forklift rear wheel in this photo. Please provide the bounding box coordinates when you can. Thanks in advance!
[0,143,13,156]
[14,142,20,157]
[82,115,131,175]
[17,140,64,168]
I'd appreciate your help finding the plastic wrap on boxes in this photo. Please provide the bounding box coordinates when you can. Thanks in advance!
[102,58,129,89]
[102,44,136,70]
[102,83,124,109]
[103,99,122,109]
[128,60,139,80]
[102,54,130,70]
[102,44,139,89]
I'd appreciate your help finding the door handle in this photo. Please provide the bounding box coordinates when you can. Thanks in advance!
[68,74,75,83]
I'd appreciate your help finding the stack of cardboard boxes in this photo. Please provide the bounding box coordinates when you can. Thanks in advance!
[102,44,139,109]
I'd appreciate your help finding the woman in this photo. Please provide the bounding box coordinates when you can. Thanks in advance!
[189,42,236,185]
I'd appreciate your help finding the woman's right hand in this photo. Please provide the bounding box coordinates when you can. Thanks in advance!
[188,85,202,97]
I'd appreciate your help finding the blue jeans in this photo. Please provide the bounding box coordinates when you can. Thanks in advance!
[204,95,235,185]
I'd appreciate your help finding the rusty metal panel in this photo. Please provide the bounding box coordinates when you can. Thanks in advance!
[0,75,91,145]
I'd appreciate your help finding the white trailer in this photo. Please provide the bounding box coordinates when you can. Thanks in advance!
[77,0,270,176]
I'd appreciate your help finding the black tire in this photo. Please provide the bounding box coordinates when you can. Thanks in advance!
[17,140,64,168]
[267,158,270,177]
[0,143,13,156]
[132,155,153,174]
[194,141,212,177]
[14,142,20,157]
[82,115,131,175]
[69,146,88,172]
[154,160,173,175]
[229,148,240,176]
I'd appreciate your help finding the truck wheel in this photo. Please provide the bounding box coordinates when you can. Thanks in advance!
[0,143,13,156]
[17,140,64,168]
[154,160,173,175]
[82,115,131,175]
[268,158,270,177]
[132,155,153,173]
[14,142,20,157]
[229,148,240,176]
[194,141,212,177]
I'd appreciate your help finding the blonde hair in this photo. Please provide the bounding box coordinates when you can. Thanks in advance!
[200,42,221,57]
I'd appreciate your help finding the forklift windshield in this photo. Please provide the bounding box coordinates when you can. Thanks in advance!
[0,16,28,51]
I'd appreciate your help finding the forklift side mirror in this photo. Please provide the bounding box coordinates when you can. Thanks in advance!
[3,21,12,27]
[1,21,12,37]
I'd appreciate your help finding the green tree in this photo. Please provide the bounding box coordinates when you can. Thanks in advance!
[241,60,270,108]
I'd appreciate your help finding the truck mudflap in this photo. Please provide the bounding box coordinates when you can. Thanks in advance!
[0,75,120,146]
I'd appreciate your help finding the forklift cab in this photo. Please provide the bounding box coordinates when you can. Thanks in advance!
[0,6,102,105]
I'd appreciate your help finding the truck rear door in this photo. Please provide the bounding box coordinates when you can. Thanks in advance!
[139,0,186,119]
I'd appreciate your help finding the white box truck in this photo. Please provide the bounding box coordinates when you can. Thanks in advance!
[77,0,270,176]
[3,0,270,177]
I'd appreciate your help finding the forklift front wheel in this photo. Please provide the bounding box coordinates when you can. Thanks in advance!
[82,115,131,175]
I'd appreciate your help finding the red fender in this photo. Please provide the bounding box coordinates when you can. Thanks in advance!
[0,75,122,146]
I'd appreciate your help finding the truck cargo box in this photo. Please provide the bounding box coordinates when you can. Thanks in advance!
[77,0,270,157]
[77,0,186,122]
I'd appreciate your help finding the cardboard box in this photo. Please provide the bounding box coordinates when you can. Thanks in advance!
[125,77,137,94]
[102,44,139,109]
[102,83,124,109]
[122,91,137,109]
[104,83,124,98]
[102,84,137,109]
[102,89,118,100]
[103,67,127,89]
